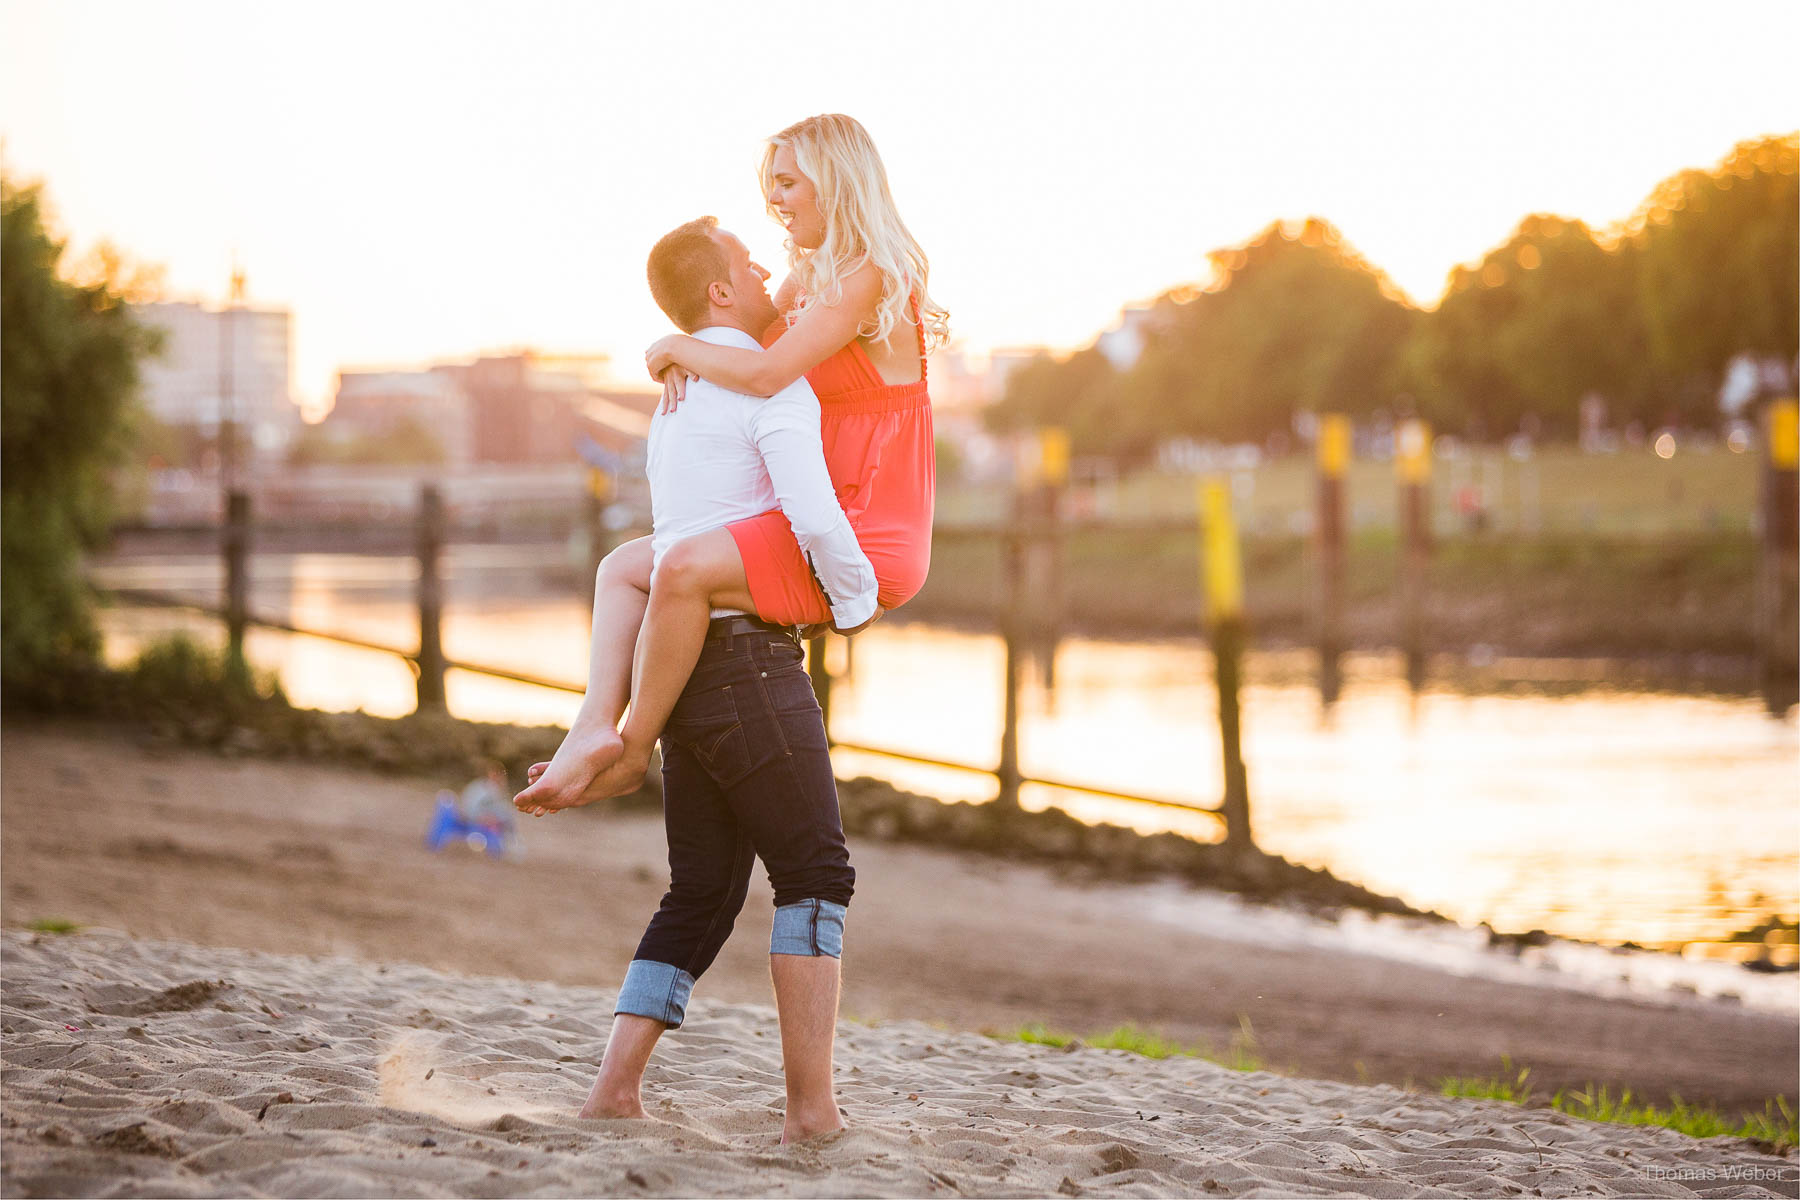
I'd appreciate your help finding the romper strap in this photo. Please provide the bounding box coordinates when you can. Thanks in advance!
[910,291,928,383]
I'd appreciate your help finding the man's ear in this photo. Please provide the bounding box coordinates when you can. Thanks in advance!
[707,279,732,307]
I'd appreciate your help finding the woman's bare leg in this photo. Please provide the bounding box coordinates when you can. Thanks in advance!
[584,528,757,798]
[513,536,653,815]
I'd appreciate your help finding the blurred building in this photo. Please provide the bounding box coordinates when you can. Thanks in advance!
[323,352,656,468]
[440,353,649,464]
[985,347,1050,400]
[1096,303,1156,369]
[329,369,474,465]
[924,347,993,412]
[582,389,656,458]
[136,300,298,461]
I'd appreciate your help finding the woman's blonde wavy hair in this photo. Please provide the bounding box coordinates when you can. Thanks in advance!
[760,113,950,353]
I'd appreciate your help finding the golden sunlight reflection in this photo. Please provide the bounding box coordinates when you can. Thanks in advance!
[94,572,1798,952]
[827,629,1797,947]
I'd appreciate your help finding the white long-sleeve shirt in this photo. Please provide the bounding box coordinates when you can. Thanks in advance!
[645,325,878,628]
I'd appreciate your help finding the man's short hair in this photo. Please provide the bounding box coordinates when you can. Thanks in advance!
[647,216,728,333]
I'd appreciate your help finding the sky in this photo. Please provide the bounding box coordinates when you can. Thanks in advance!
[2,0,1795,418]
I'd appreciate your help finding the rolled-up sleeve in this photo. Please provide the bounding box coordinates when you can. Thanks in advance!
[751,382,878,629]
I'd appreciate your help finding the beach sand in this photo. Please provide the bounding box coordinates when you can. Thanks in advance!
[2,716,1796,1196]
[5,930,1797,1198]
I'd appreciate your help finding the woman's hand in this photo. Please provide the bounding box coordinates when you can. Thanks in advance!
[646,335,698,414]
[645,334,685,381]
[657,369,694,414]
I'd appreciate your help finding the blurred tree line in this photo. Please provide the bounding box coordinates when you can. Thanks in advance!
[2,174,160,683]
[988,134,1799,459]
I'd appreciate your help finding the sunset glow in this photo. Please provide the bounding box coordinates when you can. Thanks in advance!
[3,0,1795,417]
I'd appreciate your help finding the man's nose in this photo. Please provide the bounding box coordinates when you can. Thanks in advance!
[753,262,771,282]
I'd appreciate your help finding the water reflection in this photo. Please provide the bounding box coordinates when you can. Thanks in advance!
[91,552,1798,955]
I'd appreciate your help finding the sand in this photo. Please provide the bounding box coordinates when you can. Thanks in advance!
[4,930,1796,1199]
[2,719,1791,1118]
[3,717,1797,1196]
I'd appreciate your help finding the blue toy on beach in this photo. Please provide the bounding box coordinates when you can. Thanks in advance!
[424,791,509,858]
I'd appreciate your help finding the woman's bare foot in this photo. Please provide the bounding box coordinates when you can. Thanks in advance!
[512,723,625,816]
[582,738,654,800]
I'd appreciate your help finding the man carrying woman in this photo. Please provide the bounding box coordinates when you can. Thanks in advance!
[514,115,947,1142]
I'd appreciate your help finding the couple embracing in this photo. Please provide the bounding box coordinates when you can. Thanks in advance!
[510,113,947,1144]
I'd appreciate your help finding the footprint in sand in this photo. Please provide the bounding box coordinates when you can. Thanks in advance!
[376,1031,560,1128]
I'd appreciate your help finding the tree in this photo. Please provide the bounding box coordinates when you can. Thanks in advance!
[1405,215,1645,437]
[1122,218,1417,443]
[1,175,161,682]
[985,346,1132,456]
[1629,133,1799,417]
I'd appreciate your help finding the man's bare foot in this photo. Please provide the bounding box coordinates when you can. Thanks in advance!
[780,1101,847,1144]
[512,723,624,816]
[577,1090,651,1120]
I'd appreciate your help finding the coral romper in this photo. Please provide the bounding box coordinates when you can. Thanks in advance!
[726,301,935,627]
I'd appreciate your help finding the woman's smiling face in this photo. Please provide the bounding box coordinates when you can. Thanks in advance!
[767,145,824,251]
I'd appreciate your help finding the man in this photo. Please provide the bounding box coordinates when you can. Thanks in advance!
[561,217,865,1144]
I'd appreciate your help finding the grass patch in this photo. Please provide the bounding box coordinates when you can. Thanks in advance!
[25,917,82,934]
[1441,1056,1796,1154]
[997,1016,1264,1072]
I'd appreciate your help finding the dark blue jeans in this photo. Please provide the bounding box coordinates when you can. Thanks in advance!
[613,619,853,1029]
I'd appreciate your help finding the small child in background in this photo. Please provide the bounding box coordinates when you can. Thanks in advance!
[427,759,520,859]
[460,760,516,838]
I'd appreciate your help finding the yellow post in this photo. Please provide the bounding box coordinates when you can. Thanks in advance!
[1770,398,1798,471]
[1038,427,1071,487]
[1396,418,1432,483]
[1396,418,1432,689]
[583,468,614,605]
[1198,477,1252,855]
[1023,426,1071,690]
[1317,413,1351,479]
[1315,414,1349,704]
[1198,478,1243,620]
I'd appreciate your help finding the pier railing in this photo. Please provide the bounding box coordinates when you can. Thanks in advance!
[98,482,1244,843]
[95,402,1800,855]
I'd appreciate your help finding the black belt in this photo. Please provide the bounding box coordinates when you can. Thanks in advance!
[705,614,798,643]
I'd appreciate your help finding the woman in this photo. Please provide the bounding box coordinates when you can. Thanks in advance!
[515,113,948,815]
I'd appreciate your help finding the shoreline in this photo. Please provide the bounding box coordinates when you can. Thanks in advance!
[9,657,1798,960]
[3,718,1793,1125]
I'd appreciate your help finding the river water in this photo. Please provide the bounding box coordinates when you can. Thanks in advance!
[91,547,1799,962]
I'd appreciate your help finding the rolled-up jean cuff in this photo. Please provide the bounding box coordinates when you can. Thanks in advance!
[613,958,696,1027]
[770,898,847,958]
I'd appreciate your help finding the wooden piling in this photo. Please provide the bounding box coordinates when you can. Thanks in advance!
[415,483,447,712]
[996,523,1026,812]
[1314,414,1349,705]
[583,467,612,606]
[222,489,250,684]
[1396,418,1432,691]
[1758,398,1799,716]
[1199,478,1253,856]
[1028,428,1070,690]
